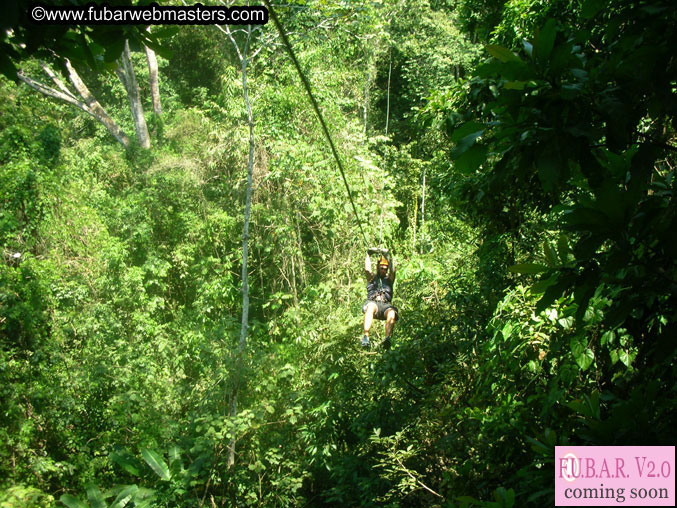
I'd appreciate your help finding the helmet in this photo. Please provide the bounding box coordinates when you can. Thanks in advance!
[378,256,389,267]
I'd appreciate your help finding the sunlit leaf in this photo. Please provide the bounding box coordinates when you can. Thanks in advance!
[141,449,171,481]
[60,495,89,508]
[485,44,521,63]
[109,485,138,508]
[570,336,594,371]
[86,486,105,508]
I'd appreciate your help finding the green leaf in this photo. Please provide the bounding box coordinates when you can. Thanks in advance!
[485,45,521,63]
[543,242,558,267]
[573,234,604,260]
[557,233,570,264]
[109,486,138,508]
[86,486,105,508]
[143,38,174,59]
[570,336,594,371]
[504,81,527,90]
[573,274,598,322]
[534,19,557,62]
[141,448,171,481]
[169,445,182,467]
[148,26,180,40]
[530,274,556,294]
[110,449,142,477]
[600,330,615,346]
[581,0,604,19]
[451,131,483,158]
[509,263,549,274]
[450,122,485,143]
[453,143,487,173]
[544,428,557,446]
[525,436,552,456]
[456,495,482,507]
[132,487,155,508]
[587,390,601,419]
[60,495,89,508]
[536,275,572,314]
[619,349,635,367]
[103,38,126,63]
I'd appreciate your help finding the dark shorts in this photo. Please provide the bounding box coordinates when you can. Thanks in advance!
[363,300,399,321]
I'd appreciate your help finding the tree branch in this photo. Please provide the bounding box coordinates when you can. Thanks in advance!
[394,456,444,499]
[39,62,79,102]
[17,72,89,113]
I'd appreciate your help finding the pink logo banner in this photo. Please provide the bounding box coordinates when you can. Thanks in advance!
[555,446,675,506]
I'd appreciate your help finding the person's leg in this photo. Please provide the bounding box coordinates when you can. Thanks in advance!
[384,308,396,338]
[363,302,378,335]
[362,302,377,347]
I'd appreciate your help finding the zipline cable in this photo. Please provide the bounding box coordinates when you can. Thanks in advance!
[263,0,369,246]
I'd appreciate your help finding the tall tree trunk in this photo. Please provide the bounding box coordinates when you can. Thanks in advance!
[420,167,426,253]
[144,38,162,116]
[386,48,392,137]
[116,40,150,149]
[228,25,254,470]
[18,61,131,148]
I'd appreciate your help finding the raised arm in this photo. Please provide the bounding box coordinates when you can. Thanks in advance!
[364,252,374,281]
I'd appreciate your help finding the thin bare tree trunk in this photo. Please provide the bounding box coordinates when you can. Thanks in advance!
[116,40,150,149]
[386,48,392,137]
[412,195,417,252]
[228,24,254,470]
[144,41,162,116]
[420,167,426,253]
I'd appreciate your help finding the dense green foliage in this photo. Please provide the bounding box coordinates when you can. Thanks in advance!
[1,0,675,506]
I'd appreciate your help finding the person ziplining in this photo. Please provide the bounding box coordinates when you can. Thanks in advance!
[362,247,398,350]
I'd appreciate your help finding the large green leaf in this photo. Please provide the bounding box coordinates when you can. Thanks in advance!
[570,336,594,371]
[169,445,181,463]
[543,242,558,267]
[86,486,106,508]
[534,19,557,62]
[453,144,487,173]
[485,45,521,63]
[60,495,89,508]
[141,448,171,481]
[557,233,570,264]
[450,131,483,158]
[450,122,485,143]
[109,486,138,508]
[581,0,604,19]
[110,449,142,477]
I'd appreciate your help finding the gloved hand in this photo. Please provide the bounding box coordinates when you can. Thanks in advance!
[368,247,390,256]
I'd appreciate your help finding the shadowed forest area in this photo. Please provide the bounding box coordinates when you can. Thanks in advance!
[1,0,676,506]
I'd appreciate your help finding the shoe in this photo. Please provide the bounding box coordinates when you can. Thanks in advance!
[361,335,370,348]
[383,336,391,350]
